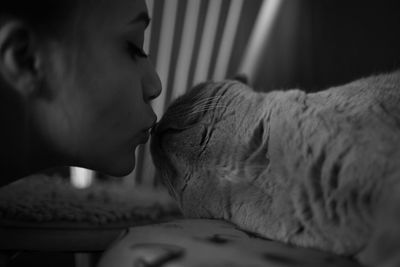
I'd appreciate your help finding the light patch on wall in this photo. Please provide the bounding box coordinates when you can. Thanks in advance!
[239,0,284,84]
[70,167,94,189]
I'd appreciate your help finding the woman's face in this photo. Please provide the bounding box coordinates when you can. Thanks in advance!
[36,0,161,176]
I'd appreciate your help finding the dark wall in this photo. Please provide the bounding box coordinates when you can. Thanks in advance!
[253,0,400,92]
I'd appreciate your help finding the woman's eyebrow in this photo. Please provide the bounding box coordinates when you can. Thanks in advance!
[129,12,151,28]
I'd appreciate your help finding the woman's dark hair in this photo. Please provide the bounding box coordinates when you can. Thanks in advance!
[0,0,77,36]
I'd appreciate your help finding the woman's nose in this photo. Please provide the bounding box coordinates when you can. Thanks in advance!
[142,62,162,102]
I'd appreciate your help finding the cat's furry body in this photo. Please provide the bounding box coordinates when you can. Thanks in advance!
[151,71,400,266]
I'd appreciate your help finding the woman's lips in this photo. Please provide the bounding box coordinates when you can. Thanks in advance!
[150,122,159,135]
[139,130,150,144]
[138,116,157,144]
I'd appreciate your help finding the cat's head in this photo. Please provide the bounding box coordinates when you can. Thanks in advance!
[150,80,271,217]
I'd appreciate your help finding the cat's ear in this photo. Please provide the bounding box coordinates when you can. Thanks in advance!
[189,81,212,92]
[232,73,249,85]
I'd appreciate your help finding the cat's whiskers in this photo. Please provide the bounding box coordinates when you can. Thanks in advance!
[167,96,223,117]
[169,105,228,120]
[192,96,223,106]
[172,106,227,120]
[186,106,228,117]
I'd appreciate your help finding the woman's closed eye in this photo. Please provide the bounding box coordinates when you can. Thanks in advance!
[127,41,148,59]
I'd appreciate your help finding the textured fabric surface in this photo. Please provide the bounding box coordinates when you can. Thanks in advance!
[99,219,362,267]
[0,175,180,225]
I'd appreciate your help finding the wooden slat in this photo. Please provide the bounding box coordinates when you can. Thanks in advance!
[151,0,179,118]
[192,0,223,85]
[171,0,202,101]
[213,0,244,80]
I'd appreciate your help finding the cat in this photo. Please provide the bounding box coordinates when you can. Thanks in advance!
[150,71,400,266]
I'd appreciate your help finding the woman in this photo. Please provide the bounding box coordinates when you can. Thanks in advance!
[0,0,161,186]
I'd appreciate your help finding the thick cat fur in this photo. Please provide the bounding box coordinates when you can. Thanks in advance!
[151,71,400,266]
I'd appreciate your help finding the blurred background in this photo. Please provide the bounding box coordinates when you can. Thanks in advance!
[67,0,400,189]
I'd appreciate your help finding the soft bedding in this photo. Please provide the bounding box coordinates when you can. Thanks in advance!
[98,219,362,267]
[0,174,179,226]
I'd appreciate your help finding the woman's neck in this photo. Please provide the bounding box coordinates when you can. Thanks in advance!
[0,129,57,186]
[0,108,60,187]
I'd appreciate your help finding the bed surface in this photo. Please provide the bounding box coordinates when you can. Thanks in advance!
[98,219,363,267]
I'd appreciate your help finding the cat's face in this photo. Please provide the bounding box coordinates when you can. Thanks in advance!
[151,81,268,216]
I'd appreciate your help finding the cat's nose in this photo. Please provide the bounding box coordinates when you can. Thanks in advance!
[150,122,159,135]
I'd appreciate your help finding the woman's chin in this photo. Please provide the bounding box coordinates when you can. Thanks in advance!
[93,152,136,177]
[116,163,136,177]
